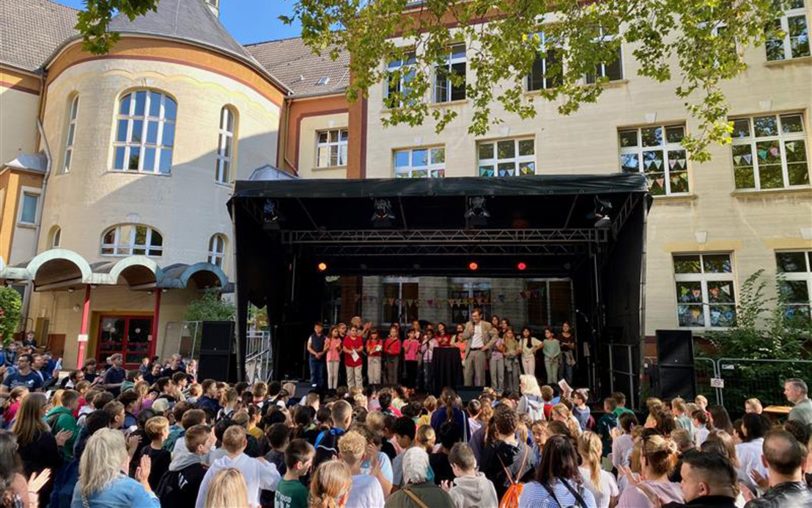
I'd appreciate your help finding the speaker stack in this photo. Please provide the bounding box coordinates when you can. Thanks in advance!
[655,329,696,400]
[197,321,238,383]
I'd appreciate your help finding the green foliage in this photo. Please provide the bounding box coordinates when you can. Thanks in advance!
[0,287,22,345]
[185,289,235,322]
[77,0,791,161]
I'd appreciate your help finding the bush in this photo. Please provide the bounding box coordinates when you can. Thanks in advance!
[0,287,22,345]
[185,289,235,322]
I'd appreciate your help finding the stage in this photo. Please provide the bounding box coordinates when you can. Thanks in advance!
[229,173,651,399]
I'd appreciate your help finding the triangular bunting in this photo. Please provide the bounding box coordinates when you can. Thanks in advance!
[655,160,662,169]
[743,154,752,164]
[669,160,677,169]
[787,142,796,152]
[734,155,742,164]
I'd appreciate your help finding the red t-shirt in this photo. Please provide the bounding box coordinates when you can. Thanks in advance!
[343,335,364,367]
[436,334,452,347]
[366,338,383,357]
[384,337,401,356]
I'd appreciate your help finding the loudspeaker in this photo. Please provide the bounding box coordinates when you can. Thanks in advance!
[656,329,694,366]
[656,330,696,400]
[457,387,481,404]
[198,321,237,382]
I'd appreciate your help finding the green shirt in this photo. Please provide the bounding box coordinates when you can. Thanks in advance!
[613,406,634,418]
[275,478,309,508]
[542,338,561,358]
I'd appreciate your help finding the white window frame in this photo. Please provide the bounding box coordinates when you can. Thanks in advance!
[316,128,348,168]
[527,32,561,91]
[385,50,417,108]
[101,224,163,257]
[215,107,236,183]
[434,43,467,103]
[62,96,79,174]
[113,90,177,174]
[730,113,808,190]
[17,189,40,226]
[673,253,737,329]
[585,27,623,83]
[776,250,812,321]
[766,0,810,61]
[619,125,690,196]
[50,226,61,248]
[477,137,536,177]
[393,146,445,178]
[208,234,226,267]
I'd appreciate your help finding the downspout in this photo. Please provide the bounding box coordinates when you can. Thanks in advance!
[638,199,649,409]
[229,199,244,381]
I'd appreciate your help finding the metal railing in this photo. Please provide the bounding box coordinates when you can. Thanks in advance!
[161,321,202,360]
[605,343,639,409]
[245,329,272,384]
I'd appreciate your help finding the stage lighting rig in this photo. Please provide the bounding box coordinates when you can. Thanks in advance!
[586,196,612,229]
[262,199,282,230]
[465,196,491,227]
[371,198,396,227]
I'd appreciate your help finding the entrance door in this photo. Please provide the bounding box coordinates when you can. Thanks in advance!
[97,316,153,367]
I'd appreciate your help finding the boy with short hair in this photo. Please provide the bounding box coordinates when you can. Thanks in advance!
[692,409,710,446]
[275,439,315,508]
[142,415,172,490]
[443,442,498,508]
[158,423,215,508]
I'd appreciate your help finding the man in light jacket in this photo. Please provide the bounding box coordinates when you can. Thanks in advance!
[461,308,498,387]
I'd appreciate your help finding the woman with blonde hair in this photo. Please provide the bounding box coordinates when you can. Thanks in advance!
[72,427,157,507]
[744,398,762,414]
[551,403,581,436]
[204,468,249,508]
[310,460,352,508]
[617,433,682,507]
[516,374,544,422]
[577,431,618,508]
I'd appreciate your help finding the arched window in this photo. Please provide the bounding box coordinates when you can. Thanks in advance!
[113,90,177,174]
[62,96,79,173]
[208,234,226,267]
[101,224,163,256]
[49,226,61,248]
[215,106,237,183]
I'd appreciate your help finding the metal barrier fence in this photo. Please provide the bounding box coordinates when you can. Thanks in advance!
[605,343,640,409]
[642,355,812,415]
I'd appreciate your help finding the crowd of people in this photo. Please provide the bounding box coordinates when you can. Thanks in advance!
[0,312,811,508]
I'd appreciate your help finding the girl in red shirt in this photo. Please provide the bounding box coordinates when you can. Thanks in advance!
[365,328,383,386]
[402,329,421,388]
[383,326,401,386]
[342,326,364,389]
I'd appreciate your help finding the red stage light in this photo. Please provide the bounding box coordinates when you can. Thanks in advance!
[517,262,527,271]
[468,261,479,271]
[317,262,328,272]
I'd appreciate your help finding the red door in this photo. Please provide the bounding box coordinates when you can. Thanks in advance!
[97,316,154,367]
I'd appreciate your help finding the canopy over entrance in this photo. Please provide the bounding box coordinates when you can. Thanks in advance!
[230,174,650,398]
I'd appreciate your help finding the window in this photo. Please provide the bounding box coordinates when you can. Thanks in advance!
[673,253,736,328]
[776,251,812,324]
[585,27,623,83]
[450,279,491,323]
[766,0,810,61]
[62,96,79,173]
[477,138,536,177]
[528,33,562,91]
[101,224,163,256]
[50,226,61,248]
[385,51,416,108]
[619,125,689,195]
[208,234,226,267]
[526,279,574,327]
[730,113,808,190]
[382,277,419,325]
[215,107,236,183]
[18,192,39,225]
[113,90,177,174]
[393,147,445,178]
[434,43,467,103]
[316,129,348,168]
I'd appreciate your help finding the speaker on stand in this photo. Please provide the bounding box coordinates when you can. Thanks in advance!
[197,321,237,383]
[656,329,696,400]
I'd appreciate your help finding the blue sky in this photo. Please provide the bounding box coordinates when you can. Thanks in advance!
[53,0,303,44]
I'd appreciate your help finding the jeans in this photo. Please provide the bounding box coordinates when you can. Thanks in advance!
[504,357,521,394]
[327,361,340,389]
[309,357,325,389]
[489,356,505,393]
[545,356,559,384]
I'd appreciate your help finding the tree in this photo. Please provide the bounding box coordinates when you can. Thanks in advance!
[77,0,791,161]
[184,289,235,322]
[0,287,22,345]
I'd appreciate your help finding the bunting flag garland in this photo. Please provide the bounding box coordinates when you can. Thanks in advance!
[654,160,662,169]
[733,155,742,165]
[769,146,779,157]
[786,142,796,152]
[669,160,676,169]
[742,153,752,165]
[757,148,768,160]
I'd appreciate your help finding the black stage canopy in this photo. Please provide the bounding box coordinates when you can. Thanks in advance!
[229,173,650,397]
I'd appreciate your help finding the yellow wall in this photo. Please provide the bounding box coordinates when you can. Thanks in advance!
[0,68,41,169]
[0,170,44,264]
[297,112,350,179]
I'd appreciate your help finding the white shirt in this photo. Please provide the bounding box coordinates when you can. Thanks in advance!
[471,323,484,349]
[345,474,385,508]
[578,466,619,508]
[195,452,281,508]
[735,438,767,492]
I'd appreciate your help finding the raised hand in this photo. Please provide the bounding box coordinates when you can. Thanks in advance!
[28,469,51,494]
[135,454,152,487]
[55,429,73,447]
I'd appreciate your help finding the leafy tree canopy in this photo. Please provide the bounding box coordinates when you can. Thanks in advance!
[0,287,22,345]
[78,0,789,161]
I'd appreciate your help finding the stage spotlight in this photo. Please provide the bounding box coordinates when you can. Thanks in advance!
[317,262,328,272]
[465,196,491,227]
[468,261,479,271]
[262,199,282,230]
[586,195,612,229]
[517,261,527,271]
[371,198,396,227]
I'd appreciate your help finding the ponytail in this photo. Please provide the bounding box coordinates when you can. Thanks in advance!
[441,388,456,424]
[577,432,603,489]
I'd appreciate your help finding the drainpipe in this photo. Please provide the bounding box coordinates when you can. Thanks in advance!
[638,200,649,408]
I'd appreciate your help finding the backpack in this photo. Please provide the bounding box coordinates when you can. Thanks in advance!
[540,479,589,508]
[155,469,181,501]
[498,445,530,508]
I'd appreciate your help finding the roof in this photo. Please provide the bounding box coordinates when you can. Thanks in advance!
[2,152,48,174]
[245,37,350,97]
[0,0,78,72]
